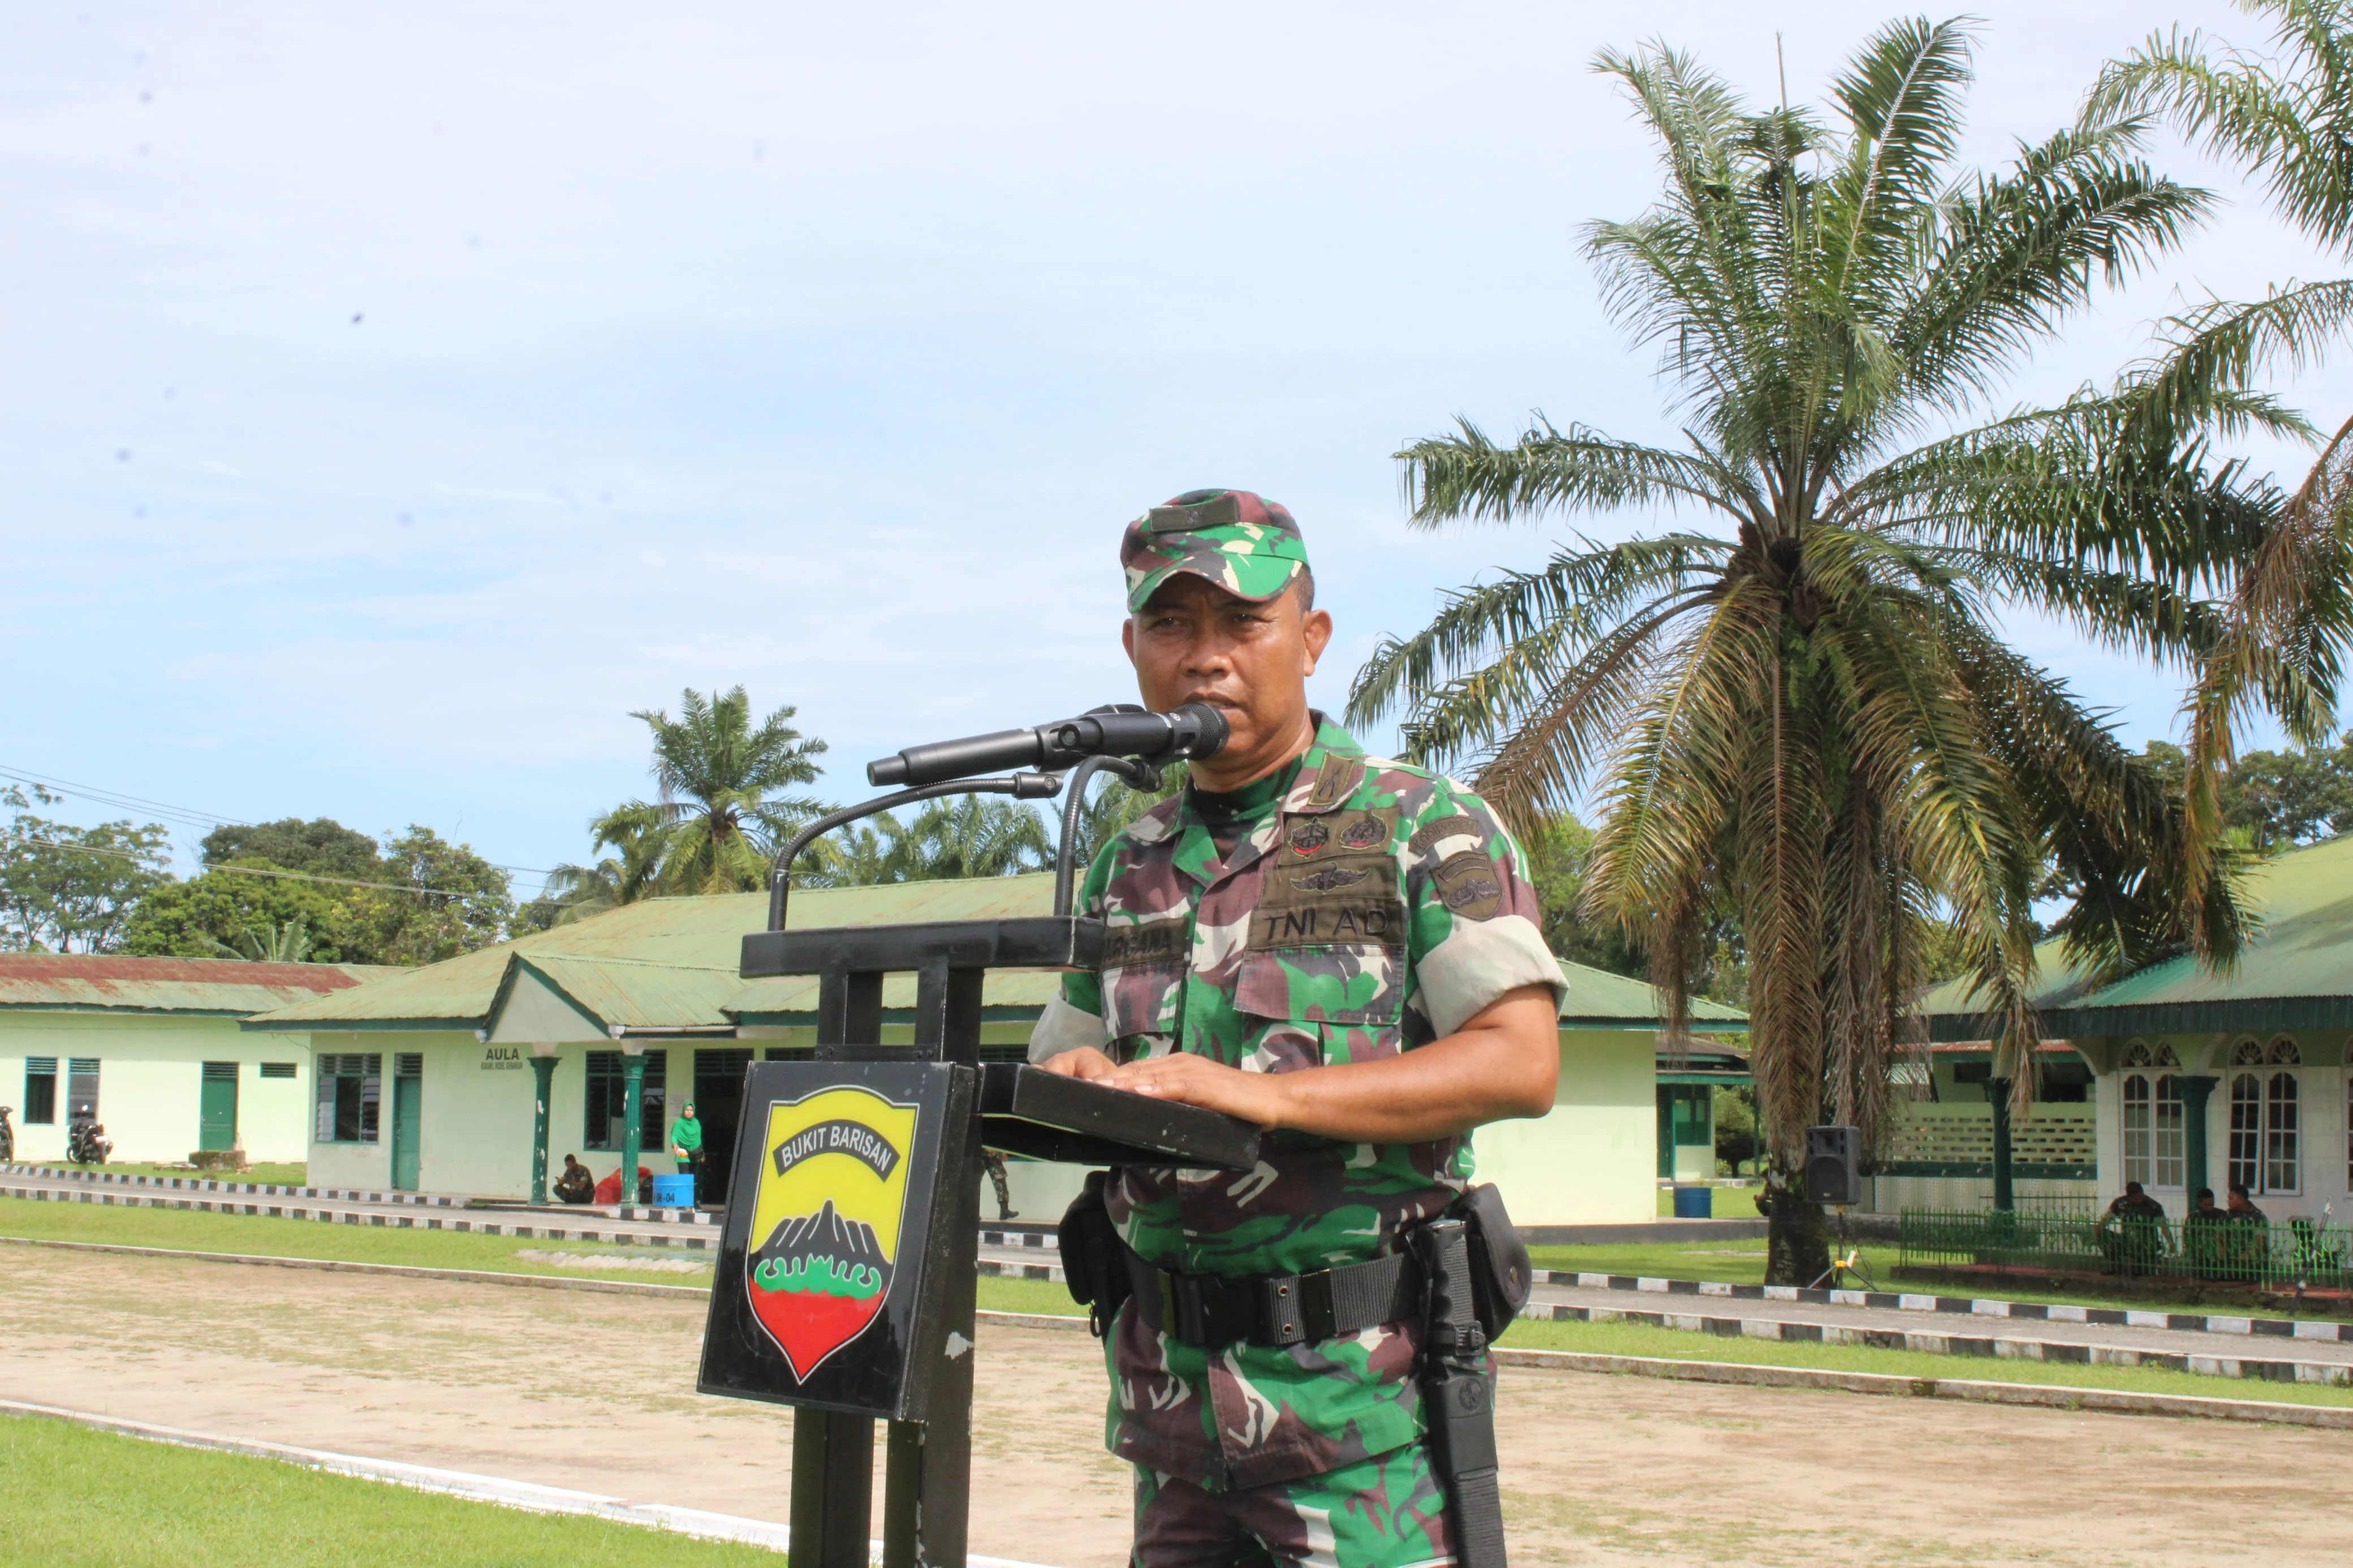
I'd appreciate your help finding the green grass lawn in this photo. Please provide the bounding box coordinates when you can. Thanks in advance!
[0,1412,783,1566]
[1652,1185,1762,1218]
[1493,1313,2353,1409]
[26,1160,311,1186]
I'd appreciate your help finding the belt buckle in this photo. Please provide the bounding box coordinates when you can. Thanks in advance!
[1255,1275,1304,1347]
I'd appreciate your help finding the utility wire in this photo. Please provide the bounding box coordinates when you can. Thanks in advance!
[0,763,557,880]
[0,831,519,907]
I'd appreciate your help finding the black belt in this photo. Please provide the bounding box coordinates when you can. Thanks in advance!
[1122,1242,1422,1349]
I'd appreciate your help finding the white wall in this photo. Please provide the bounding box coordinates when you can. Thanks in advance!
[1476,1028,1657,1226]
[2,1012,312,1164]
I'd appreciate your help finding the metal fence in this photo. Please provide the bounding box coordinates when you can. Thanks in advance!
[1898,1206,2353,1289]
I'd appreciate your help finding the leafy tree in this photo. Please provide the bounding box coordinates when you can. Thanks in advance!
[615,688,831,896]
[347,827,514,966]
[0,786,173,953]
[1712,1084,1760,1176]
[2137,735,2353,853]
[199,818,380,880]
[1348,20,2270,1281]
[122,857,352,961]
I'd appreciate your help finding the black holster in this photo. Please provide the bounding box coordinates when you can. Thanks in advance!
[1414,1205,1513,1568]
[1057,1169,1132,1338]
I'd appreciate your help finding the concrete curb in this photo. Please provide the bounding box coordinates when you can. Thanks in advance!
[1556,1269,2353,1343]
[0,1397,1056,1567]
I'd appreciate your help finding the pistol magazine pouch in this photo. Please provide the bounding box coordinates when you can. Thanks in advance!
[1058,1168,1132,1338]
[1458,1182,1532,1339]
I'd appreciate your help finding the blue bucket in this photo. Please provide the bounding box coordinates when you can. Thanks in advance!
[1671,1185,1712,1219]
[652,1173,696,1208]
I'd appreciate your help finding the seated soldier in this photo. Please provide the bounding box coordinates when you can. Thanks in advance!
[552,1153,594,1205]
[2097,1180,2167,1275]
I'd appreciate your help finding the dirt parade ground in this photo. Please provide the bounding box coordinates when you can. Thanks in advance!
[2,1248,2346,1567]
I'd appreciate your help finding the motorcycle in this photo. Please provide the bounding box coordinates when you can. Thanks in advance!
[67,1116,111,1165]
[0,1105,14,1163]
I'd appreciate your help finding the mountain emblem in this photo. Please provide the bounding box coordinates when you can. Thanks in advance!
[742,1086,919,1380]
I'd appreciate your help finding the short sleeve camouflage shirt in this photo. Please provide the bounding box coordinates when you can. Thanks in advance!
[1027,714,1564,1491]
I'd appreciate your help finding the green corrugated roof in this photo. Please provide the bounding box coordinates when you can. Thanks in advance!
[243,869,1752,1035]
[0,955,400,1017]
[1555,960,1747,1030]
[244,876,1062,1033]
[1924,835,2353,1038]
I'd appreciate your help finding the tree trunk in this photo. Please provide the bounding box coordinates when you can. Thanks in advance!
[1760,1163,1831,1286]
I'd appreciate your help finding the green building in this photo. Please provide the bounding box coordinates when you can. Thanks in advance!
[245,872,1747,1225]
[1,955,391,1166]
[1915,833,2353,1218]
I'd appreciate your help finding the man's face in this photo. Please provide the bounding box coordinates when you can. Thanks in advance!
[1123,573,1333,788]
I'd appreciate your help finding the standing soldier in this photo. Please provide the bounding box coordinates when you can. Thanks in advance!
[1032,489,1565,1568]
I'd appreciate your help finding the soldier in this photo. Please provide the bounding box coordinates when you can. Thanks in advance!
[1031,489,1565,1568]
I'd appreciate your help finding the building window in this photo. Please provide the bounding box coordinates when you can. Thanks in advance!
[584,1050,666,1151]
[2153,1075,2185,1189]
[2230,1068,2302,1195]
[2123,1074,2151,1186]
[23,1057,57,1125]
[66,1059,100,1121]
[315,1054,381,1143]
[2265,1072,2300,1193]
[259,1062,297,1079]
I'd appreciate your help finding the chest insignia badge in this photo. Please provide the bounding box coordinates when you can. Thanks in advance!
[1288,821,1330,856]
[1292,864,1369,892]
[1340,817,1385,849]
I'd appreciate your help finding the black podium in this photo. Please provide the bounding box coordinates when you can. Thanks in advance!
[697,913,1259,1568]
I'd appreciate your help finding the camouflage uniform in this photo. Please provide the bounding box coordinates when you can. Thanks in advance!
[1029,489,1562,1568]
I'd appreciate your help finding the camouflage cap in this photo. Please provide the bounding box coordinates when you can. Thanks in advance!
[1121,489,1309,612]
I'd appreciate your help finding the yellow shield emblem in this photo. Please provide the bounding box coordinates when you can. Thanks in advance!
[742,1085,920,1380]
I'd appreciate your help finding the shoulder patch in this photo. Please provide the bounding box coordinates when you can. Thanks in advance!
[1300,754,1367,813]
[1407,814,1481,857]
[1432,850,1505,921]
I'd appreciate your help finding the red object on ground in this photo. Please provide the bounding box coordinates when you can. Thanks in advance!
[593,1165,651,1204]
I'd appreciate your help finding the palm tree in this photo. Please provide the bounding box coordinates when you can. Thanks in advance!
[1348,19,2278,1281]
[801,797,1053,887]
[620,688,831,896]
[2092,0,2353,922]
[204,917,314,964]
[536,802,668,925]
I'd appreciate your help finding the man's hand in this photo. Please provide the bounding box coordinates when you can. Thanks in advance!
[1035,983,1561,1143]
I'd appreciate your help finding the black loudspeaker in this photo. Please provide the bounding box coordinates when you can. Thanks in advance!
[1805,1125,1862,1206]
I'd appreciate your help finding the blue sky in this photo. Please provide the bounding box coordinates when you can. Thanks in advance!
[5,1,2347,895]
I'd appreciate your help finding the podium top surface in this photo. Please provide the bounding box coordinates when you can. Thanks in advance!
[742,915,1101,978]
[980,1062,1260,1172]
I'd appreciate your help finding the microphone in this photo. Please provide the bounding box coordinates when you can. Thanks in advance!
[867,702,1230,788]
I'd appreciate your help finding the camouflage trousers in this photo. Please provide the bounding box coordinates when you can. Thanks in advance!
[1131,1446,1453,1568]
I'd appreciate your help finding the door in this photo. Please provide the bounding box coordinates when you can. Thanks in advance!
[390,1055,423,1191]
[693,1048,753,1206]
[198,1062,239,1152]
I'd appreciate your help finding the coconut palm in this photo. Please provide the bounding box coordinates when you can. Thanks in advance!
[619,688,831,896]
[803,797,1053,887]
[204,916,314,964]
[537,802,668,925]
[1348,18,2281,1281]
[2092,0,2353,922]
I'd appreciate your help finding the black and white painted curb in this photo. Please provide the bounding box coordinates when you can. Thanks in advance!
[0,1164,718,1225]
[1546,1271,2353,1345]
[0,1178,714,1250]
[0,1397,1054,1566]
